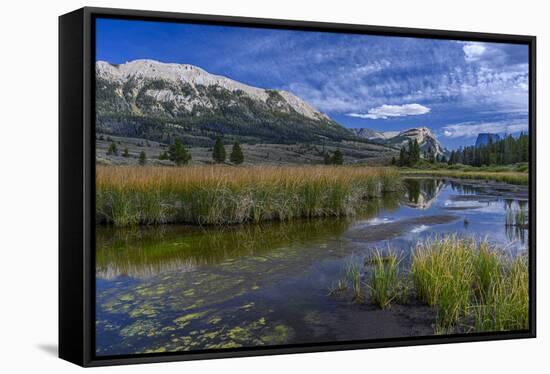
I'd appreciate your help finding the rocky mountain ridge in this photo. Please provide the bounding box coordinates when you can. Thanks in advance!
[352,126,446,158]
[95,60,351,145]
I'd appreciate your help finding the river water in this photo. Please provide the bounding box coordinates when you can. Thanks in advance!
[95,178,529,355]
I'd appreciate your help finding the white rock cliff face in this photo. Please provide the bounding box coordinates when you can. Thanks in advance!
[352,126,446,157]
[96,59,328,121]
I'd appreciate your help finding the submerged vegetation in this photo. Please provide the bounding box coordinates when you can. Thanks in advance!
[331,236,529,334]
[96,165,400,226]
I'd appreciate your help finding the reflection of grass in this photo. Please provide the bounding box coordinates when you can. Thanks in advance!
[506,205,528,228]
[97,165,401,226]
[332,236,529,333]
[96,218,352,279]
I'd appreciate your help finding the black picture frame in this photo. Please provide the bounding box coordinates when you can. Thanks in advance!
[59,6,536,367]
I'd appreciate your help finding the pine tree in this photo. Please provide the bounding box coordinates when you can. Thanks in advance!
[122,147,129,158]
[331,149,344,165]
[229,142,244,164]
[411,139,421,165]
[391,156,396,165]
[323,152,332,165]
[398,146,406,166]
[138,151,147,165]
[107,142,118,156]
[212,136,226,163]
[168,138,191,166]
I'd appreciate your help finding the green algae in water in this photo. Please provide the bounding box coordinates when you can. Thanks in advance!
[173,310,210,325]
[260,324,293,345]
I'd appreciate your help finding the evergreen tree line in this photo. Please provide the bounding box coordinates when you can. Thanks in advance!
[105,136,246,166]
[393,139,421,167]
[448,133,528,166]
[157,136,245,165]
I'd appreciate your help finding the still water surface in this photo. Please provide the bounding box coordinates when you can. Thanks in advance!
[96,178,528,355]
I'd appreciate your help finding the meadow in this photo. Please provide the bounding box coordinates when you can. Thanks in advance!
[96,165,401,226]
[399,162,528,185]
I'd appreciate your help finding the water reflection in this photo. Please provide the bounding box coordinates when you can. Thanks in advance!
[402,178,444,209]
[504,200,529,244]
[96,195,400,279]
[95,178,530,355]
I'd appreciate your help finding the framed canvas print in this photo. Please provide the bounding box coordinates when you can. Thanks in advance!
[59,7,536,367]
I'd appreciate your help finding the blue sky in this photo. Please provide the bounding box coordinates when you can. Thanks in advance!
[96,18,529,149]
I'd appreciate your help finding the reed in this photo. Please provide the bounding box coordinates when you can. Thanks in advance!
[366,249,400,309]
[411,236,529,333]
[96,165,400,226]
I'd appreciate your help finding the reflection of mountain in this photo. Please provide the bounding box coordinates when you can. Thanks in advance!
[402,178,445,209]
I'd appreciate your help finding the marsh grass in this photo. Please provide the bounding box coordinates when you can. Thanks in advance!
[400,169,528,185]
[411,236,529,333]
[96,165,400,226]
[411,237,475,330]
[332,236,529,334]
[366,249,400,309]
[473,258,529,332]
[328,261,363,301]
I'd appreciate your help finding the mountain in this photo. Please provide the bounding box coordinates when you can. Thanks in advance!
[95,60,353,145]
[353,126,446,157]
[475,133,501,147]
[350,128,398,141]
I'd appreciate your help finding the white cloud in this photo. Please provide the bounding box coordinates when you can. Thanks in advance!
[463,42,487,62]
[347,103,431,120]
[441,120,528,138]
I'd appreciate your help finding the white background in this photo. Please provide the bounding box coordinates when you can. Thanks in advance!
[0,0,546,372]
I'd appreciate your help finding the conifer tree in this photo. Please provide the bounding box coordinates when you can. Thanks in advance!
[212,136,226,163]
[229,141,244,164]
[331,149,344,165]
[168,138,191,166]
[138,151,147,165]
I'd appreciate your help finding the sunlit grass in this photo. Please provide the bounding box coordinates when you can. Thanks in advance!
[366,249,400,309]
[411,236,529,333]
[96,165,401,226]
[400,169,528,185]
[332,236,529,334]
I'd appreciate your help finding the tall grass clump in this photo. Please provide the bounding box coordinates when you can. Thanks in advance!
[473,256,529,332]
[411,236,529,333]
[96,165,400,226]
[411,236,475,331]
[366,249,400,309]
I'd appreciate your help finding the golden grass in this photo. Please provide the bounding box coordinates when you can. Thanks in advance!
[96,165,400,226]
[411,236,529,333]
[400,169,528,185]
